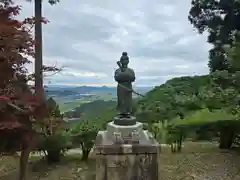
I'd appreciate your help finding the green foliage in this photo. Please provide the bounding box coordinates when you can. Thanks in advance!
[209,53,240,116]
[144,122,161,140]
[188,0,240,72]
[188,0,240,43]
[70,119,99,160]
[165,125,185,153]
[36,98,117,161]
[35,98,70,163]
[137,75,210,121]
[136,71,240,151]
[171,109,235,127]
[136,111,160,124]
[146,122,170,143]
[224,41,240,72]
[138,72,238,122]
[66,106,116,160]
[166,108,240,150]
[40,131,71,152]
[46,97,62,118]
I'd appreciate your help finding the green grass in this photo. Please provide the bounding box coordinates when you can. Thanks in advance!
[171,109,236,126]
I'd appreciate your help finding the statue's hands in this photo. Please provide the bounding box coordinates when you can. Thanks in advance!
[117,72,132,81]
[115,68,135,82]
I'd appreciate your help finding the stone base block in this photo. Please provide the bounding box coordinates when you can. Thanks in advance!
[106,121,143,142]
[92,130,160,180]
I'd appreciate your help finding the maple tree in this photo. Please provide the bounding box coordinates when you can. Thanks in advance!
[0,1,60,179]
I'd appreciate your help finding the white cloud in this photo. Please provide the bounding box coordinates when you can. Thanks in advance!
[65,69,108,78]
[17,0,211,87]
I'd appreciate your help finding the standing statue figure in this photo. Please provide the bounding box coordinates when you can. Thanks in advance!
[114,52,135,117]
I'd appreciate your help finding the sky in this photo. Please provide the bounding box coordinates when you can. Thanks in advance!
[18,0,212,87]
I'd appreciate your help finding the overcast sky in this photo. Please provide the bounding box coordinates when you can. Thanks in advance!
[18,0,211,87]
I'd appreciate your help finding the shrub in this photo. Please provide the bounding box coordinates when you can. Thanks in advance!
[70,119,99,161]
[38,130,72,163]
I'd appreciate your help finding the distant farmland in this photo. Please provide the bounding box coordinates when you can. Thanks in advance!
[59,100,90,112]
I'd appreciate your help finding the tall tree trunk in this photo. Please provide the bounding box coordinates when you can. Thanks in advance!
[47,149,61,164]
[19,148,31,180]
[34,0,44,96]
[81,149,90,161]
[18,132,34,180]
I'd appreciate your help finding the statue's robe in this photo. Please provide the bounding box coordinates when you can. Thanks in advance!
[114,67,135,115]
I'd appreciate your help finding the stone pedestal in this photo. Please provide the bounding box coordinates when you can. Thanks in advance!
[92,120,160,180]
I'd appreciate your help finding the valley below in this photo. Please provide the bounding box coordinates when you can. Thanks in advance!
[46,85,152,119]
[46,86,116,112]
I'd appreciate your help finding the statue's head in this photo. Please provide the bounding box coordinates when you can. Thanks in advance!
[120,52,129,68]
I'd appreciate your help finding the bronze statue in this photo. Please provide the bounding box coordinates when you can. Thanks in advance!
[114,52,135,117]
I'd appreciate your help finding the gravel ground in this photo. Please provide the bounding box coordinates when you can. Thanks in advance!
[1,142,240,180]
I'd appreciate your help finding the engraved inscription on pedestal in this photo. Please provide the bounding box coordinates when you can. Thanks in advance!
[107,155,129,180]
[138,155,153,180]
[104,153,157,180]
[107,121,144,143]
[113,132,124,144]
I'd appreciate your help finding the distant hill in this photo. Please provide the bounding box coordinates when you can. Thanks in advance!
[46,85,152,96]
[63,100,117,119]
[136,75,211,122]
[45,86,115,97]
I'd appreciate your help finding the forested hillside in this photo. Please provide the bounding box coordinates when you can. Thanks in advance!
[137,75,211,121]
[64,100,116,118]
[136,68,239,150]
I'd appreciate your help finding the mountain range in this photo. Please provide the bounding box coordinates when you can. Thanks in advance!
[45,85,152,97]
